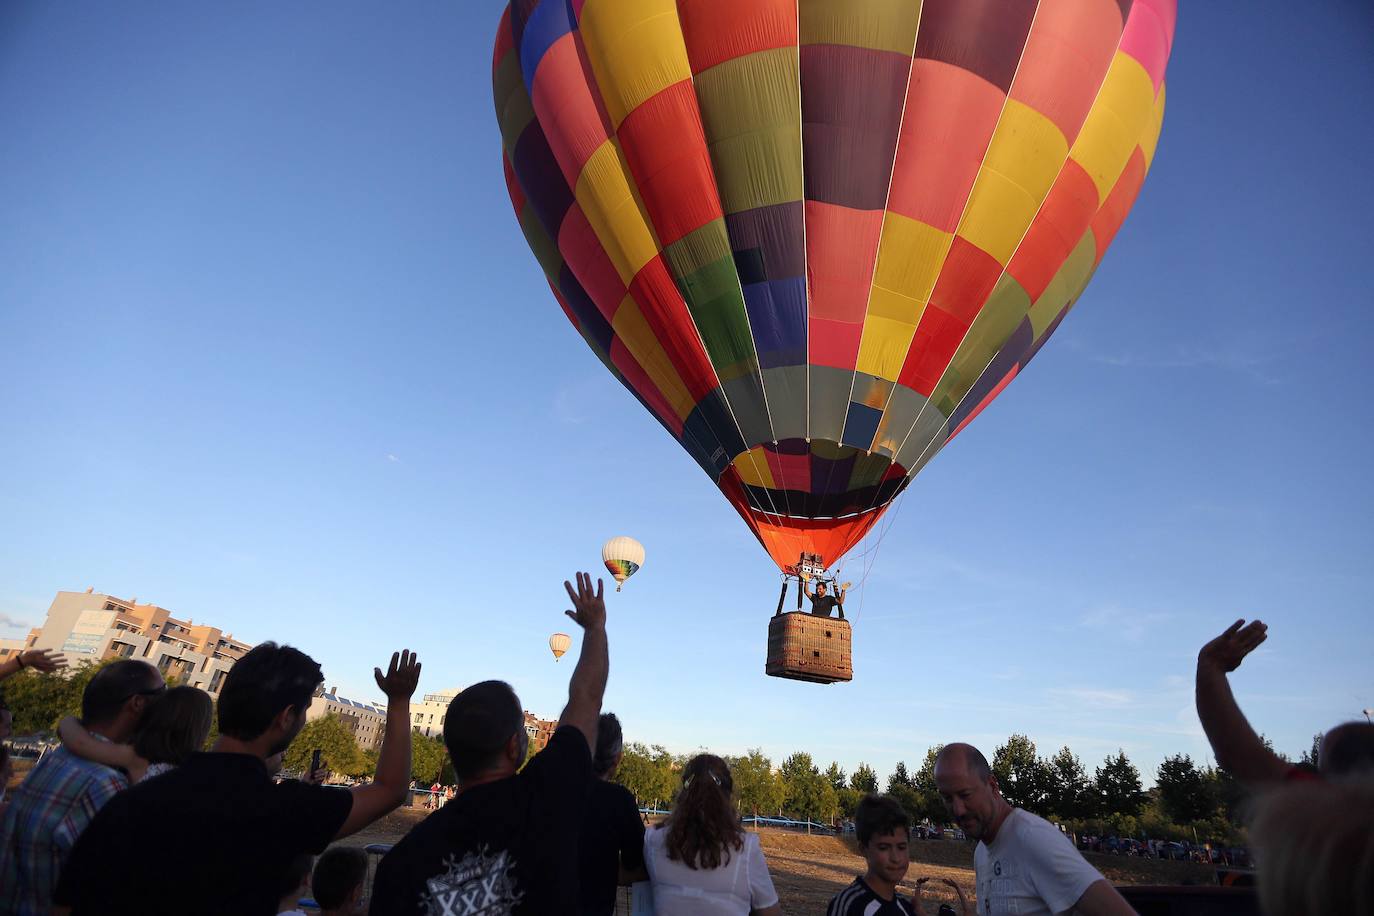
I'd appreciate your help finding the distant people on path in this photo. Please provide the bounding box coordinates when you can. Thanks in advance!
[934,743,1135,916]
[311,846,370,916]
[579,711,646,916]
[1197,619,1374,783]
[370,572,610,915]
[827,794,919,916]
[805,579,845,619]
[428,781,441,809]
[643,754,781,916]
[52,643,422,915]
[1249,778,1374,916]
[0,658,163,915]
[57,684,213,783]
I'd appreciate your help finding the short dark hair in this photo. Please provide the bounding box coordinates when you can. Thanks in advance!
[312,846,368,910]
[82,660,160,724]
[1322,722,1374,777]
[442,680,523,780]
[217,643,323,741]
[593,712,623,777]
[134,686,214,765]
[855,794,910,847]
[276,853,315,901]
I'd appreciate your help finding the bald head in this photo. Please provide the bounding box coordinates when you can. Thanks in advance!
[1321,722,1374,777]
[935,743,992,781]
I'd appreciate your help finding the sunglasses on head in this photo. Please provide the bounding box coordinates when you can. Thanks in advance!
[124,684,167,703]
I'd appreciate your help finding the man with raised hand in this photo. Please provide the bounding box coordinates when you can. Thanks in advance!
[52,644,421,915]
[934,744,1135,916]
[1196,618,1374,782]
[371,572,610,916]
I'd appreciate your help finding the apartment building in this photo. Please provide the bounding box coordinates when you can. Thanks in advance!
[307,687,387,750]
[11,589,254,696]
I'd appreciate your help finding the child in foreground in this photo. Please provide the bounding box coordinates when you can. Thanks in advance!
[827,794,918,915]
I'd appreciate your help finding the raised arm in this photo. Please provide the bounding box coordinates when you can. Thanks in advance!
[57,716,148,782]
[335,649,421,840]
[0,648,67,684]
[558,572,609,750]
[1195,619,1288,783]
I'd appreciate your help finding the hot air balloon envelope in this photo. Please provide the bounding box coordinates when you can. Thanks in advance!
[601,536,644,591]
[495,0,1174,572]
[549,632,572,660]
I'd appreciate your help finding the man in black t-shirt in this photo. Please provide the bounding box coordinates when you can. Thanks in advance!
[371,572,610,916]
[578,712,646,916]
[806,579,846,618]
[52,643,422,915]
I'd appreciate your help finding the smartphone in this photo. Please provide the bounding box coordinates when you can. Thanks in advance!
[310,749,322,774]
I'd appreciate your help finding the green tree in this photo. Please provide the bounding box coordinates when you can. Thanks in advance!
[887,761,912,793]
[1,659,114,734]
[615,742,677,809]
[409,728,448,784]
[780,752,829,824]
[284,714,364,776]
[1044,746,1093,821]
[1155,754,1217,824]
[836,786,864,818]
[912,745,946,823]
[823,761,846,792]
[993,734,1051,813]
[1094,750,1147,818]
[1299,732,1322,769]
[849,762,879,794]
[730,748,784,819]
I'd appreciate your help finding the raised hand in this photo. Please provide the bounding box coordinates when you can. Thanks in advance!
[1199,619,1267,673]
[21,649,67,674]
[374,649,421,701]
[564,572,606,631]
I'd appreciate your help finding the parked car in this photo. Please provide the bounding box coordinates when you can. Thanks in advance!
[1160,842,1188,861]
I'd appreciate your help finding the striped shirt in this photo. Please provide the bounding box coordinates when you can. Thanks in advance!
[0,744,128,915]
[827,876,918,916]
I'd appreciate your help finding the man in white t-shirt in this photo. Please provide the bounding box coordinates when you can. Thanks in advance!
[934,744,1135,916]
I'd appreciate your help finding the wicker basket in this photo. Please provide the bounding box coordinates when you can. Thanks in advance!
[765,611,852,684]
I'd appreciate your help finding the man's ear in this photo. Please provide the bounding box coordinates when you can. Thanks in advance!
[272,705,298,736]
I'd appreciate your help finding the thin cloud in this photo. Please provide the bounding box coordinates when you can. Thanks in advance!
[1079,604,1173,643]
[1048,687,1136,709]
[0,612,32,630]
[385,453,401,463]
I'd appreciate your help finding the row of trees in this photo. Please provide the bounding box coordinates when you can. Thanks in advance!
[613,733,1303,847]
[6,663,1304,843]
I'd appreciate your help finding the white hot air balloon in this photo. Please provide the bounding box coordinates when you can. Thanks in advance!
[549,633,571,661]
[601,536,644,592]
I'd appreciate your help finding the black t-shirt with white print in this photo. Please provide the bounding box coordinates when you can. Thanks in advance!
[827,876,918,916]
[370,725,592,916]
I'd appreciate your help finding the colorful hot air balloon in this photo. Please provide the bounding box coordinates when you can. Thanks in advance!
[494,0,1174,573]
[549,632,572,660]
[601,536,644,591]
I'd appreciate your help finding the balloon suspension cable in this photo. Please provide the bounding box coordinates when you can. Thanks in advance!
[847,487,911,626]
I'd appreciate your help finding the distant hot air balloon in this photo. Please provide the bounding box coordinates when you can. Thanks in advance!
[494,0,1174,576]
[549,632,572,661]
[601,536,644,591]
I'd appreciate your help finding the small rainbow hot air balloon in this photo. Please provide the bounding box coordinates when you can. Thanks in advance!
[549,632,572,661]
[601,536,644,592]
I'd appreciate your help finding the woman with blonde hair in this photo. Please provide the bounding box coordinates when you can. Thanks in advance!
[643,753,782,916]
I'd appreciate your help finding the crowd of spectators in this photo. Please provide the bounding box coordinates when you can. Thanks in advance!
[1,594,1370,914]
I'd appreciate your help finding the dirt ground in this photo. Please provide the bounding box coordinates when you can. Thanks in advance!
[348,808,1220,914]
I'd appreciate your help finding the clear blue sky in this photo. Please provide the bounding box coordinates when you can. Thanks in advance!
[2,3,1371,788]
